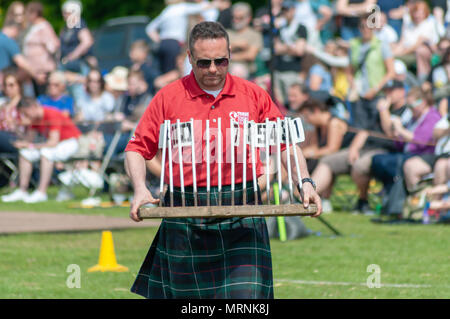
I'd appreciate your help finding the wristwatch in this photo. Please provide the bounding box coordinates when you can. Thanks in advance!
[301,178,316,191]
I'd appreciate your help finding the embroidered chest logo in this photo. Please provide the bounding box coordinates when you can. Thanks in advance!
[229,111,249,125]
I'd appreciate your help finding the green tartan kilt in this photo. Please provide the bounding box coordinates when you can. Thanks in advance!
[130,182,274,299]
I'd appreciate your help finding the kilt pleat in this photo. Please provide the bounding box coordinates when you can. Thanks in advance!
[130,182,274,299]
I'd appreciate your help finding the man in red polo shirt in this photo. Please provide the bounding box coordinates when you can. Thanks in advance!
[125,21,322,299]
[1,98,81,203]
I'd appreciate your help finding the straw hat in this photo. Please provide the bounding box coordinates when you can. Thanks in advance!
[104,66,129,91]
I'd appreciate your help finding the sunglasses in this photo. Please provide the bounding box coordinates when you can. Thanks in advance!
[195,57,229,69]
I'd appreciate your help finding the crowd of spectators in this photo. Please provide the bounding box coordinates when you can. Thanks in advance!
[0,0,449,221]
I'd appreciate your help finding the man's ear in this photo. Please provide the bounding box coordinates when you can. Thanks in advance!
[187,49,193,65]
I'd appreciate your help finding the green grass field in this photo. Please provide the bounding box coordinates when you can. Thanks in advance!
[1,179,449,299]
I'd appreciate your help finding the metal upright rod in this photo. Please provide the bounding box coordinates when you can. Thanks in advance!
[206,119,211,207]
[176,119,185,207]
[265,118,271,205]
[218,117,222,206]
[230,119,235,206]
[159,121,168,207]
[289,118,304,200]
[190,118,198,207]
[167,120,174,207]
[242,120,248,205]
[284,118,294,204]
[276,118,282,200]
[250,122,258,206]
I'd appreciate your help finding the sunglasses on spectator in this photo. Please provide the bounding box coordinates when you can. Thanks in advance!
[194,57,229,69]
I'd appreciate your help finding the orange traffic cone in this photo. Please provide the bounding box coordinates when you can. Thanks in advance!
[88,231,128,272]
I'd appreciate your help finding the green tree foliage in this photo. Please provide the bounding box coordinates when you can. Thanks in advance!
[1,0,267,32]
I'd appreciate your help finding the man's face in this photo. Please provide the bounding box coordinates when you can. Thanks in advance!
[47,78,65,98]
[232,9,250,31]
[287,86,308,111]
[188,37,230,91]
[20,105,40,123]
[359,21,373,41]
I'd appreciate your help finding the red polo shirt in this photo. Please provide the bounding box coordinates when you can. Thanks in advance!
[125,72,286,187]
[31,106,81,141]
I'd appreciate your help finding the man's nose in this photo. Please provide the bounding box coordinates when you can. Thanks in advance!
[208,61,218,73]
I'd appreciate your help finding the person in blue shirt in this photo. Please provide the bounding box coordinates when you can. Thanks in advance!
[0,21,40,82]
[37,71,74,118]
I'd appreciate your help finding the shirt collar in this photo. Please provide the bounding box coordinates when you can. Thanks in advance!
[185,72,236,99]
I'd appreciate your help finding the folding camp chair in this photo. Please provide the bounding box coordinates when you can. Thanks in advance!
[0,153,18,187]
[57,121,123,199]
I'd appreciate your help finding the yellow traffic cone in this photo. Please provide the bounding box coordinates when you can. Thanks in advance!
[88,231,128,272]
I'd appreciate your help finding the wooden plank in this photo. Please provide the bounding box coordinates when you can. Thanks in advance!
[138,204,318,219]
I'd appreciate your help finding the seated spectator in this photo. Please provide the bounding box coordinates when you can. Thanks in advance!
[104,70,152,156]
[104,66,128,112]
[59,0,97,75]
[371,87,441,214]
[286,82,310,114]
[305,41,351,101]
[227,2,263,78]
[37,71,74,118]
[0,72,25,154]
[392,1,442,82]
[311,80,411,214]
[374,12,399,47]
[23,1,60,96]
[1,98,81,203]
[403,112,449,191]
[0,21,41,84]
[430,45,450,115]
[298,98,349,174]
[306,57,333,93]
[154,52,186,92]
[129,40,160,95]
[74,69,115,123]
[431,0,448,35]
[273,1,308,105]
[4,1,27,48]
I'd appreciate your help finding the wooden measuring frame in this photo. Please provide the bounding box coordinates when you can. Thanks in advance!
[139,203,317,218]
[142,117,317,219]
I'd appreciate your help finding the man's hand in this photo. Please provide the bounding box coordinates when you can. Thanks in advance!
[299,183,322,218]
[348,147,360,165]
[129,187,160,222]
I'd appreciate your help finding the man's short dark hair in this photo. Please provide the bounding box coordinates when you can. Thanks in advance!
[298,98,328,113]
[188,21,230,56]
[17,97,37,110]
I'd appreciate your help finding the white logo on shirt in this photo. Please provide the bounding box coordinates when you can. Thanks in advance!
[229,111,249,125]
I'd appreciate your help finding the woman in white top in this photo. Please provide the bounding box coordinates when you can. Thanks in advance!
[146,0,215,74]
[392,1,442,81]
[75,69,115,123]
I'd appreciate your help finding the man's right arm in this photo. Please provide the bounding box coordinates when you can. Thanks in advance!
[125,151,160,222]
